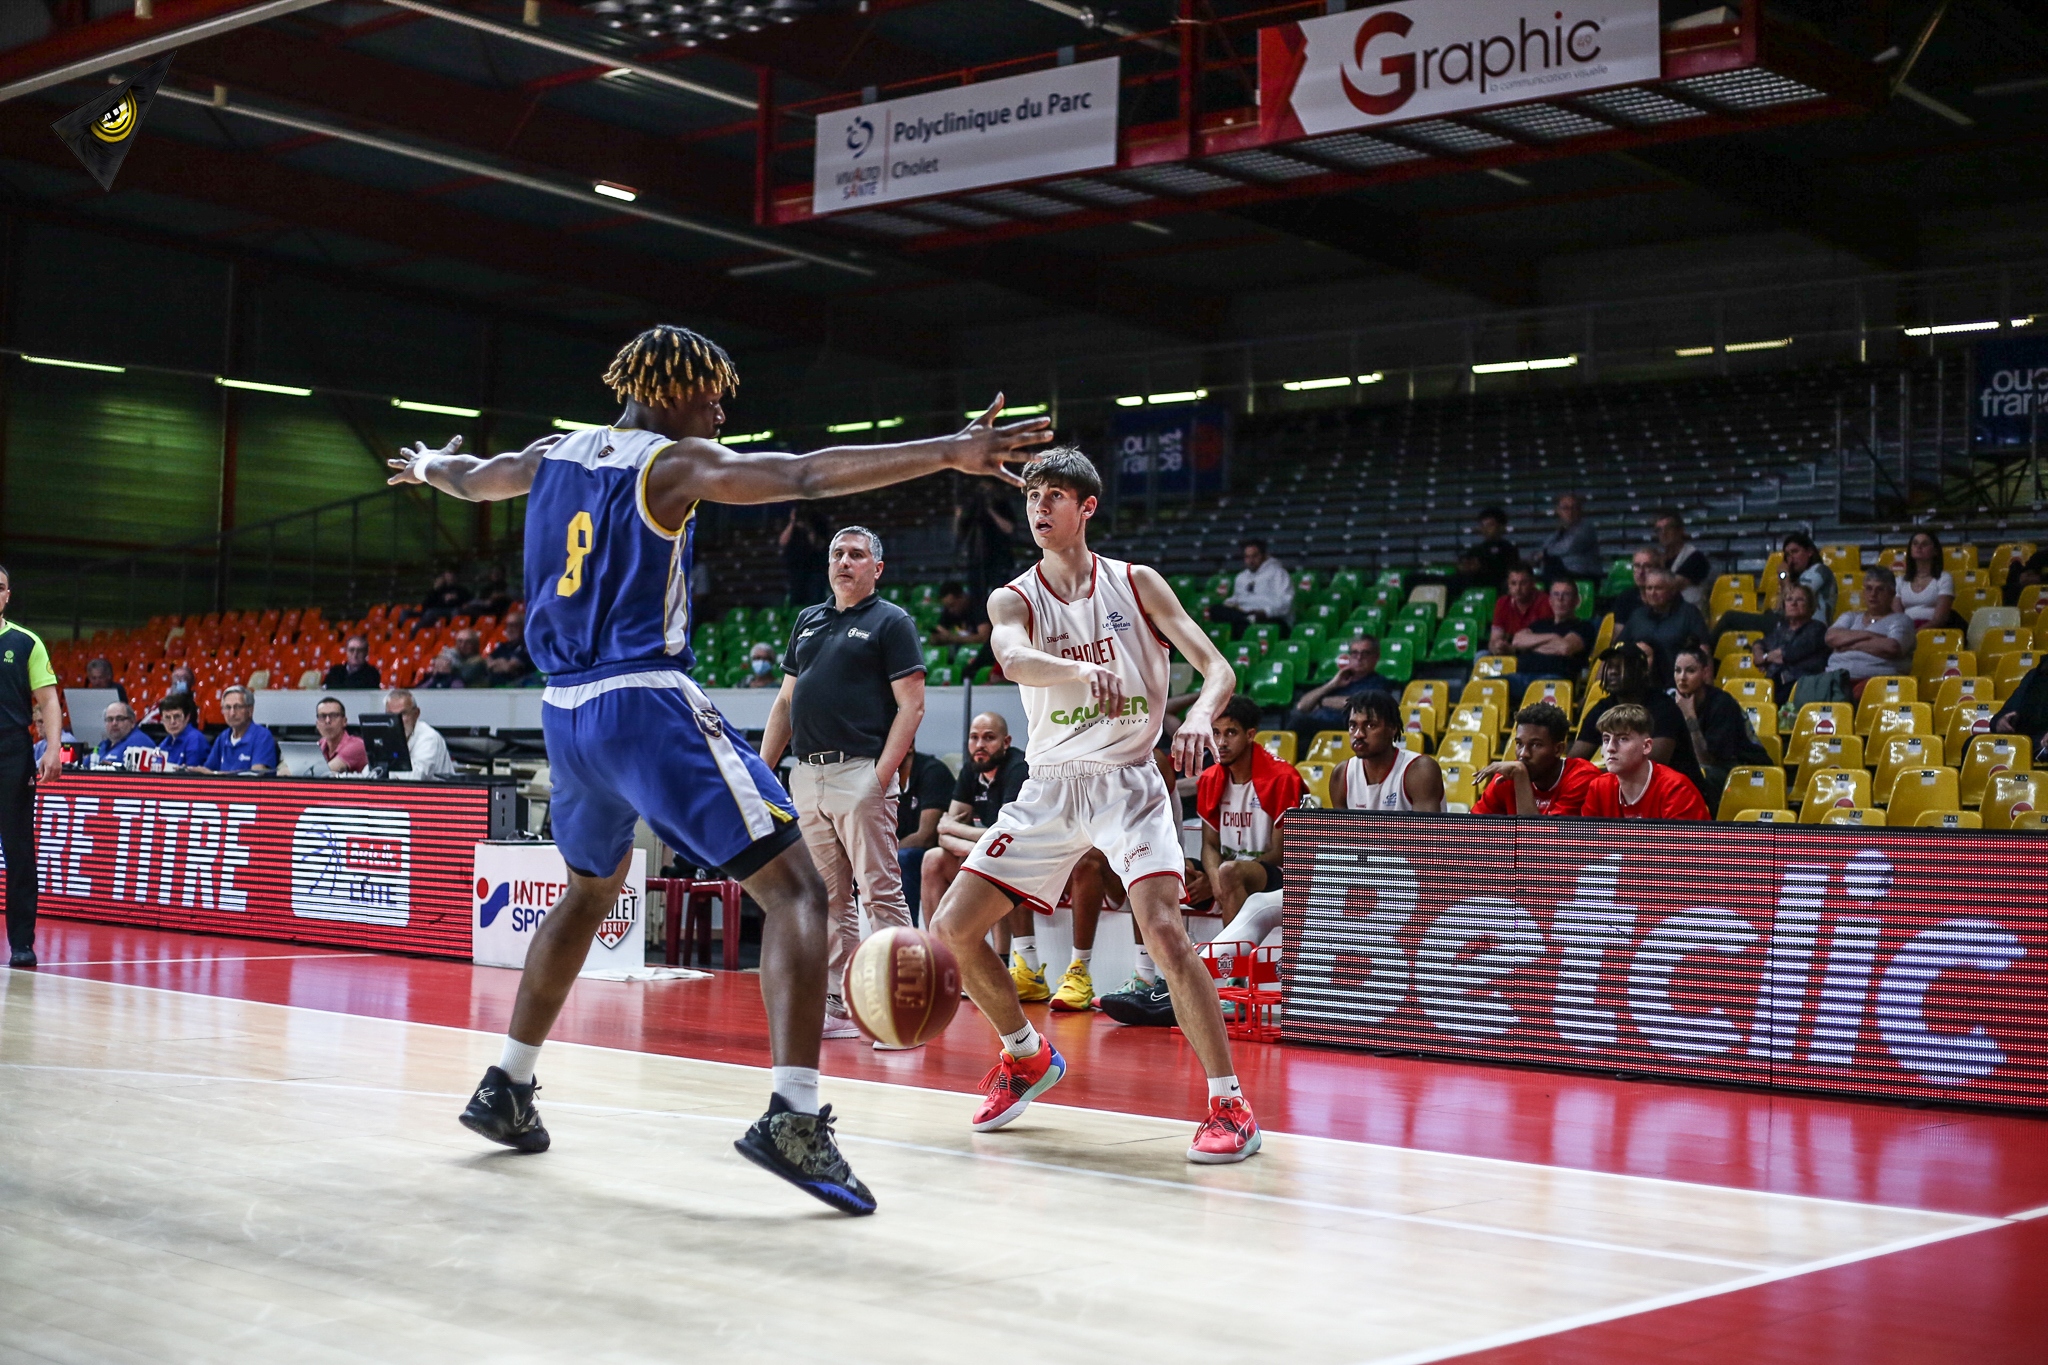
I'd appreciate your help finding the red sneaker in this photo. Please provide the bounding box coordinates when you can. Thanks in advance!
[970,1043,1066,1132]
[1187,1096,1261,1164]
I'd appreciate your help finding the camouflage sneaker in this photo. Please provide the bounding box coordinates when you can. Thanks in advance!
[734,1095,876,1216]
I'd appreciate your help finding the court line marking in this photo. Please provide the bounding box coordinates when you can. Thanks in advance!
[35,952,378,968]
[0,1060,1970,1275]
[12,969,2027,1225]
[2007,1202,2048,1220]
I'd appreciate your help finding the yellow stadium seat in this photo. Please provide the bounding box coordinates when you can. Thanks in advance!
[1592,612,1616,657]
[1994,651,2039,692]
[1872,734,1943,805]
[1914,628,1965,660]
[1406,584,1447,618]
[1306,730,1350,764]
[1955,585,2001,620]
[1838,576,1864,613]
[1791,702,1854,744]
[1984,773,2045,829]
[1759,553,1786,608]
[2013,811,2048,830]
[1438,762,1477,808]
[1944,702,2001,759]
[1958,734,2031,808]
[1918,810,1982,829]
[1295,761,1336,808]
[1915,650,1977,689]
[1885,767,1960,827]
[1978,627,2033,665]
[1715,631,1763,662]
[1401,680,1449,730]
[1931,676,1998,734]
[1447,703,1501,738]
[1868,702,1932,744]
[1741,702,1780,741]
[2018,584,2044,616]
[1801,768,1872,820]
[1733,807,1796,823]
[1717,765,1786,821]
[1724,677,1773,710]
[1789,734,1865,801]
[1990,542,2036,586]
[1256,730,1298,764]
[1400,731,1429,754]
[1822,807,1886,826]
[1436,732,1494,767]
[1877,545,1909,576]
[1402,704,1439,744]
[1460,677,1511,716]
[1822,543,1863,576]
[1854,676,1917,732]
[1966,607,2023,652]
[1580,678,1608,719]
[1721,654,1768,681]
[1943,543,1980,576]
[1524,678,1573,717]
[1471,654,1516,678]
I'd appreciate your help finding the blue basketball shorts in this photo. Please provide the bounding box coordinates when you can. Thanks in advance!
[540,668,798,879]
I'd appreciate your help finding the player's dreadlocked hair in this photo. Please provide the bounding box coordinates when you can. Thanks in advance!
[601,325,739,407]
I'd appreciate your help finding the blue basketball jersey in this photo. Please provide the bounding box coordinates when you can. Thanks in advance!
[523,426,698,687]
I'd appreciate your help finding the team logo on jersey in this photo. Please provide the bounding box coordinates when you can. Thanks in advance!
[1048,696,1149,726]
[2,651,11,663]
[693,706,725,741]
[847,627,871,640]
[1105,610,1132,634]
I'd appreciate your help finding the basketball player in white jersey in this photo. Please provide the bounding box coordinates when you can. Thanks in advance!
[928,448,1260,1164]
[1336,690,1445,811]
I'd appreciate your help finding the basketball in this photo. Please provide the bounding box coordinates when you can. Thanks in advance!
[843,926,961,1048]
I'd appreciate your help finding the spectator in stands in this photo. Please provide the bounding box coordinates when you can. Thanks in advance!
[920,712,1030,978]
[315,696,367,775]
[740,642,781,688]
[1992,658,2048,758]
[1488,564,1552,655]
[1572,644,1706,793]
[779,506,830,607]
[931,580,992,646]
[418,568,468,627]
[1621,569,1709,688]
[1711,531,1835,648]
[94,701,153,764]
[895,750,955,925]
[1285,635,1394,751]
[2002,546,2048,605]
[422,649,464,689]
[1670,643,1767,810]
[155,692,211,768]
[452,629,489,688]
[322,635,381,690]
[1654,510,1712,609]
[1825,569,1916,697]
[1424,507,1520,596]
[1894,531,1955,628]
[1208,537,1294,630]
[954,483,1018,604]
[1198,695,1306,941]
[141,665,200,725]
[30,718,78,769]
[204,686,278,774]
[461,564,514,619]
[1581,703,1709,821]
[1760,582,1829,698]
[382,688,457,779]
[485,617,534,686]
[1472,702,1599,816]
[1506,579,1595,700]
[85,657,127,702]
[1334,691,1445,811]
[1534,493,1602,582]
[1602,547,1661,623]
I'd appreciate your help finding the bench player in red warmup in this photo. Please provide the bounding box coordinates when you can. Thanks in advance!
[929,447,1261,1164]
[1581,703,1710,820]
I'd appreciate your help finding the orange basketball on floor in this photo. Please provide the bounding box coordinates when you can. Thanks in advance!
[843,926,961,1048]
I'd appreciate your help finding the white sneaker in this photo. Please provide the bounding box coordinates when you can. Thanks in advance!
[822,1011,863,1041]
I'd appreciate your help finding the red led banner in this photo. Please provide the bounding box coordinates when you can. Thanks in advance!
[1281,813,2048,1111]
[0,773,491,958]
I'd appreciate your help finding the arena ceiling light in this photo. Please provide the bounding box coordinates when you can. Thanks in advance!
[1282,377,1351,392]
[1116,388,1210,407]
[592,181,638,203]
[724,430,775,444]
[2015,316,2038,327]
[19,354,124,373]
[393,398,484,418]
[825,418,904,433]
[1675,339,1794,357]
[1903,320,2001,336]
[963,403,1048,418]
[217,377,313,396]
[1472,356,1577,375]
[1358,371,1385,384]
[552,418,605,431]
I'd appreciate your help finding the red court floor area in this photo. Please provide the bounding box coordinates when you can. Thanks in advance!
[21,921,2048,1363]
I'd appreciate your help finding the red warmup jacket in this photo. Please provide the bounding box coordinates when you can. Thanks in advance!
[1197,743,1308,839]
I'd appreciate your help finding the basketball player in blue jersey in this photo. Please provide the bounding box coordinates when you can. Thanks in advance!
[388,325,1050,1215]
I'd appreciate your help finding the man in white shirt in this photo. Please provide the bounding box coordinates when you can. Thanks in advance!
[1824,570,1917,695]
[1206,538,1294,631]
[384,687,458,779]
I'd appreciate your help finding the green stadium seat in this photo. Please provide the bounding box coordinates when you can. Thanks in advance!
[1294,622,1327,646]
[1250,674,1295,708]
[1377,637,1416,684]
[927,666,956,686]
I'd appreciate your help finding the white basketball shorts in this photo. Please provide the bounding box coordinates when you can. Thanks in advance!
[961,760,1184,910]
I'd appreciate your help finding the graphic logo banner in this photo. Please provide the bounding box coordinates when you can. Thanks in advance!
[1259,2,1661,141]
[472,842,645,974]
[1281,815,2048,1111]
[52,51,175,192]
[812,58,1120,216]
[1972,336,2048,451]
[1111,402,1229,500]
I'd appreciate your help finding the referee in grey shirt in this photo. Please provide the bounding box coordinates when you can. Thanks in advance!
[761,526,927,1044]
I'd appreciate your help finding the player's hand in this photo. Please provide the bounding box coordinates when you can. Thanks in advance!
[37,744,61,785]
[1078,660,1125,720]
[388,434,462,485]
[949,394,1053,488]
[1173,708,1214,776]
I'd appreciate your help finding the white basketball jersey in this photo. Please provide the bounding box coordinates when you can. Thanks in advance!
[1344,748,1421,811]
[1006,554,1171,772]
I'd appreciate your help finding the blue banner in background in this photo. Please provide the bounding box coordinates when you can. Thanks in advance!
[1974,336,2048,450]
[1112,402,1230,498]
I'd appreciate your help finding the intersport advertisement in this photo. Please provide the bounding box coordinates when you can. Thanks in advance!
[1281,814,2048,1111]
[1259,0,1662,142]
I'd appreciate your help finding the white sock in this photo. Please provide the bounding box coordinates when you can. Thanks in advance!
[1135,946,1157,983]
[1000,1021,1042,1058]
[1073,947,1093,967]
[771,1066,820,1116]
[1207,1074,1242,1102]
[1013,936,1041,971]
[497,1037,542,1085]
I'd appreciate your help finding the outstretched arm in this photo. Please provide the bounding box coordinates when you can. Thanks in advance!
[387,434,554,501]
[1130,564,1235,776]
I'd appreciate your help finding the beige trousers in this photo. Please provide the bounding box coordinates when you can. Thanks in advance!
[790,757,909,1011]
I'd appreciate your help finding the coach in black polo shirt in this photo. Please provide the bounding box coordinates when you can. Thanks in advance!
[760,526,927,1043]
[0,566,65,968]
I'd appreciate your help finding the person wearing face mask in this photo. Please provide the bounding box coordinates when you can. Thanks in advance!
[740,642,780,688]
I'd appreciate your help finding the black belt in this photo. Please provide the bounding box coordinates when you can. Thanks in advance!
[799,750,861,766]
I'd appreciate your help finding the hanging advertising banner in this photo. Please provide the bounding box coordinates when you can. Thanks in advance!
[812,57,1121,216]
[1972,335,2048,451]
[1112,402,1229,500]
[1259,0,1663,142]
[1280,814,2048,1112]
